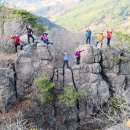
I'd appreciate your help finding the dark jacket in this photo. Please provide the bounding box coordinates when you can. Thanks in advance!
[26,27,33,36]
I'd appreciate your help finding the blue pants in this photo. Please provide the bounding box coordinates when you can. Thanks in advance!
[63,60,69,68]
[86,37,91,44]
[107,38,111,46]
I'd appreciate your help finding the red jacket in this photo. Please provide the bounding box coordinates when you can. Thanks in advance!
[11,36,21,44]
[107,31,112,39]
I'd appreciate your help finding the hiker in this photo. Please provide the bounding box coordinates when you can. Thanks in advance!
[41,33,53,48]
[86,29,91,44]
[26,25,35,43]
[11,34,23,53]
[74,49,84,65]
[107,29,112,46]
[63,51,70,69]
[96,32,104,47]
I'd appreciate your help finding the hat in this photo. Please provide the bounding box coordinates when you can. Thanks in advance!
[43,32,48,35]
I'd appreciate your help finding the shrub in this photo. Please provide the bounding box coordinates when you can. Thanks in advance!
[114,32,130,45]
[34,77,55,103]
[12,9,37,26]
[58,86,85,107]
[12,9,46,35]
[109,97,126,115]
[35,77,85,106]
[112,55,128,62]
[124,48,130,54]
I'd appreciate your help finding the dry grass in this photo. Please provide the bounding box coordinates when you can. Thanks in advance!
[0,88,35,125]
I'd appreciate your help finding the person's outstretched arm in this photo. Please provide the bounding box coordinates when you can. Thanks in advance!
[79,49,84,52]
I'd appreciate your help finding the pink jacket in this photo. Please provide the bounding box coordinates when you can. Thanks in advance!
[41,35,47,41]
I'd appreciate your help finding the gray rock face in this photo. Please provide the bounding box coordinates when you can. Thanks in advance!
[3,45,108,129]
[81,46,101,64]
[102,47,130,100]
[15,46,54,98]
[9,45,129,129]
[0,68,16,112]
[106,124,130,130]
[0,39,130,130]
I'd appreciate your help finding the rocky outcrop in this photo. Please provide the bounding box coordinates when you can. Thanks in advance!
[0,42,130,130]
[15,45,54,98]
[101,47,130,100]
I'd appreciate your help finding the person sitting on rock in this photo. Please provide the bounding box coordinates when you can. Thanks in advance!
[41,33,53,48]
[74,49,84,65]
[63,51,70,69]
[96,32,104,47]
[26,25,35,43]
[107,29,113,46]
[11,34,23,53]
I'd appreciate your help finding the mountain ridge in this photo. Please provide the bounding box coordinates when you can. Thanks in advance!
[55,0,130,33]
[4,0,130,33]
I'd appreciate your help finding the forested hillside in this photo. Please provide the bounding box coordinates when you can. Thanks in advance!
[55,0,130,33]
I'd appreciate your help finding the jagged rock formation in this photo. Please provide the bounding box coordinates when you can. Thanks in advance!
[0,44,129,129]
[102,48,130,100]
[15,45,54,98]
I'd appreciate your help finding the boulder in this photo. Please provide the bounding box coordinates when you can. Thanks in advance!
[80,46,101,64]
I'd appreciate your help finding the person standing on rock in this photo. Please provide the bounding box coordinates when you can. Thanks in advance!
[107,29,112,46]
[63,51,70,69]
[86,29,91,45]
[26,25,35,43]
[74,49,84,65]
[41,33,53,48]
[11,34,23,53]
[96,32,104,47]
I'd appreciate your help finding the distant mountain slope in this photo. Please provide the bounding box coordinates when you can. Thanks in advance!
[5,0,82,20]
[37,17,64,30]
[55,0,130,33]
